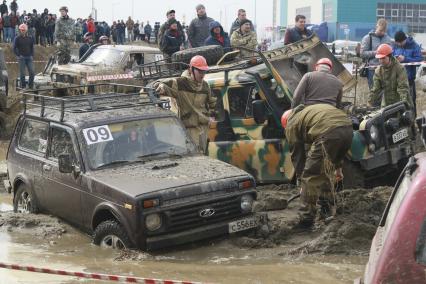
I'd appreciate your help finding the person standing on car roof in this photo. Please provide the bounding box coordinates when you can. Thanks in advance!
[158,10,184,47]
[229,9,255,37]
[360,19,393,89]
[393,30,423,115]
[13,23,34,89]
[284,15,312,45]
[230,19,258,58]
[188,4,214,48]
[290,58,344,181]
[283,104,353,228]
[54,6,75,64]
[368,43,412,109]
[79,32,93,59]
[204,21,231,53]
[152,55,217,153]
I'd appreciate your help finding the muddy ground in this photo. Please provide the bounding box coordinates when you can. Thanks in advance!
[0,181,390,283]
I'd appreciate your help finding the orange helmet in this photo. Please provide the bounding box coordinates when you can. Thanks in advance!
[189,55,209,71]
[375,44,393,59]
[281,109,292,128]
[18,24,28,32]
[315,58,333,69]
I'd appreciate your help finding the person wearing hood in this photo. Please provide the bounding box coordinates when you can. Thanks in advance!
[152,55,216,152]
[393,30,423,115]
[160,18,185,60]
[204,21,231,53]
[188,4,214,48]
[230,19,258,58]
[360,19,393,89]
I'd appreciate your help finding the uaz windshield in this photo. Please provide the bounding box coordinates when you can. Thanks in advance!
[83,117,194,169]
[83,48,124,66]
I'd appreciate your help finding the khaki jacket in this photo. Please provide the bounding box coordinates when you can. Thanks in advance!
[369,56,412,108]
[285,104,352,146]
[230,30,258,57]
[159,71,217,128]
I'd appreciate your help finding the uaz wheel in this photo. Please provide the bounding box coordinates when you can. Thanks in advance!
[13,184,39,214]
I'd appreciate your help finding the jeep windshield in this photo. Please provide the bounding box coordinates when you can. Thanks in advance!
[83,117,195,169]
[82,48,125,67]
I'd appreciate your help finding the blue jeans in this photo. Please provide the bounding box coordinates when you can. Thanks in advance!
[4,27,12,42]
[18,56,35,88]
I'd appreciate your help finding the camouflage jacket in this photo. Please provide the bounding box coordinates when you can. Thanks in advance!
[230,30,258,57]
[285,104,352,146]
[368,56,412,108]
[159,70,217,128]
[54,16,75,42]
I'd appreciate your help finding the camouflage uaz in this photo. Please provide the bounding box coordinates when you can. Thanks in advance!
[146,35,416,186]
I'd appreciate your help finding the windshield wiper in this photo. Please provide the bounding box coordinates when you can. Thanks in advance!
[137,152,183,160]
[96,160,131,169]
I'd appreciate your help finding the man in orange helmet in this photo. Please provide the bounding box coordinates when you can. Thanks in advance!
[292,57,343,109]
[153,55,217,152]
[368,43,412,108]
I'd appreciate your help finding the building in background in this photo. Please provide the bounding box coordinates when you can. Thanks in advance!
[280,0,426,42]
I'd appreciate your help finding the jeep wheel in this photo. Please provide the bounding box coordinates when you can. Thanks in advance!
[93,220,132,250]
[13,184,39,214]
[342,159,365,189]
[171,45,224,66]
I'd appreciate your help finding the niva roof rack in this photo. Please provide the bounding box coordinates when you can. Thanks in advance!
[22,83,169,122]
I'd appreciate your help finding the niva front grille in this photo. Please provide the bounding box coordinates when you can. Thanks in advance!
[164,195,243,234]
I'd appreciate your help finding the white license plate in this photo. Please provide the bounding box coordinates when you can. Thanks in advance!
[392,128,409,143]
[228,215,263,233]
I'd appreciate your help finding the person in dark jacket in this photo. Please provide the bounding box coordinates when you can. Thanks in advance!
[9,0,16,14]
[229,9,255,37]
[284,15,312,45]
[158,10,184,46]
[160,19,184,60]
[144,21,152,42]
[188,4,214,48]
[14,24,34,89]
[0,1,8,17]
[204,21,231,53]
[393,30,423,115]
[79,32,93,59]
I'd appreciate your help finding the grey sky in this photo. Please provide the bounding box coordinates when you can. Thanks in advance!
[17,0,272,36]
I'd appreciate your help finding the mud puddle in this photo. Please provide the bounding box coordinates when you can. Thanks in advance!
[0,191,368,283]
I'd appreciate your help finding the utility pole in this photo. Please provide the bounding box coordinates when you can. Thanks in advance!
[272,0,277,41]
[254,0,257,29]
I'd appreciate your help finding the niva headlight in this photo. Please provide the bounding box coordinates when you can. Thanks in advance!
[241,194,254,213]
[145,213,162,231]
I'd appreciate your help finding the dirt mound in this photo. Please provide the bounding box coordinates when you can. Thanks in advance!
[0,212,67,239]
[235,186,392,255]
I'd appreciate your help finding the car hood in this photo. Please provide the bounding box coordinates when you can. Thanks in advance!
[87,155,250,198]
[52,63,114,76]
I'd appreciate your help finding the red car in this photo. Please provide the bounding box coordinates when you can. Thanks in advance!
[356,114,426,283]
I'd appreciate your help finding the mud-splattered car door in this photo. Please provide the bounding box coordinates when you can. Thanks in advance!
[207,83,293,183]
[41,124,83,225]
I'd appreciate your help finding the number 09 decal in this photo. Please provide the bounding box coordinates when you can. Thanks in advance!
[83,125,114,145]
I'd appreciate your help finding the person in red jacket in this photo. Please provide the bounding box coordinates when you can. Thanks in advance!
[87,16,95,34]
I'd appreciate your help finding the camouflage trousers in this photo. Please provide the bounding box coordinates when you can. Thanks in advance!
[186,125,208,154]
[299,126,353,217]
[57,40,73,65]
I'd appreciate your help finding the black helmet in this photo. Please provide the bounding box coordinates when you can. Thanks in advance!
[83,32,93,41]
[59,6,68,12]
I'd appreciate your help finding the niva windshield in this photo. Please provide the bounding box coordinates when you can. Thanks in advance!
[83,117,194,169]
